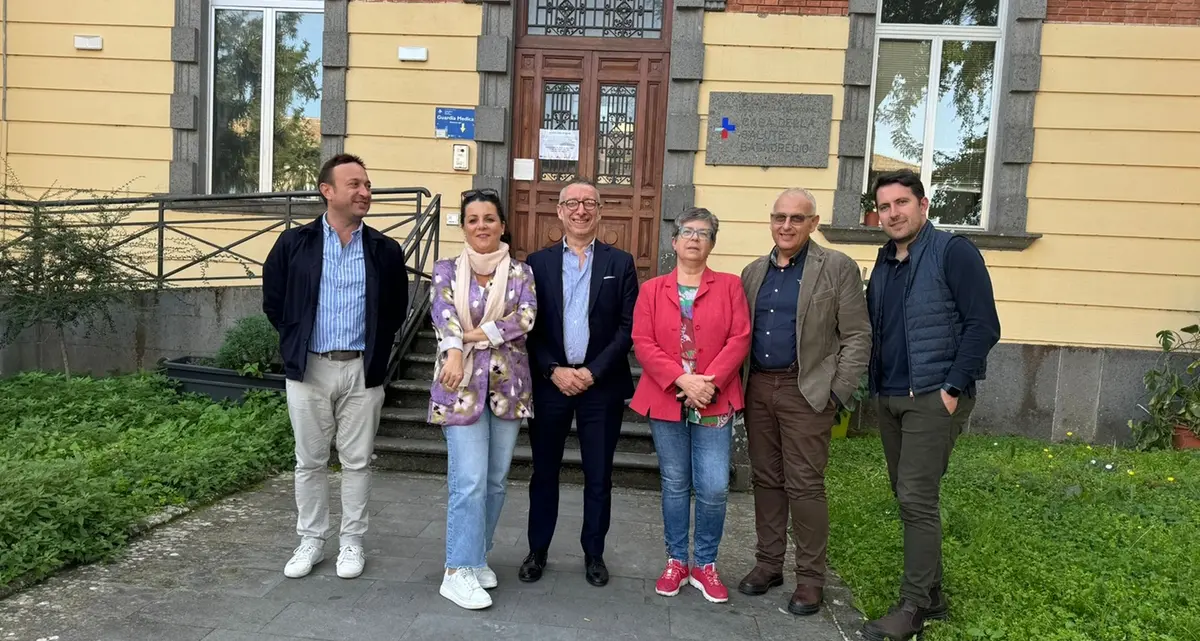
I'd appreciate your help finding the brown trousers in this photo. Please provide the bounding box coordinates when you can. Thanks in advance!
[744,370,836,586]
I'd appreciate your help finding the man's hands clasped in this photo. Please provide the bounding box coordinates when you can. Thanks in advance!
[551,366,595,396]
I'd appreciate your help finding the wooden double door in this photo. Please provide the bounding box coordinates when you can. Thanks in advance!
[508,49,669,281]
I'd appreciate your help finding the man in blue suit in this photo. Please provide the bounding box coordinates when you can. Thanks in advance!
[519,178,639,587]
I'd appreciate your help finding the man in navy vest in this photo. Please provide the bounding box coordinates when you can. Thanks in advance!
[860,169,1000,641]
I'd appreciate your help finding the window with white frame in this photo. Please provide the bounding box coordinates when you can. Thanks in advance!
[208,0,324,194]
[866,0,1002,228]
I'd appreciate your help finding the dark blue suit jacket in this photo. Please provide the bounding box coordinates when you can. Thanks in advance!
[526,241,639,401]
[262,216,409,388]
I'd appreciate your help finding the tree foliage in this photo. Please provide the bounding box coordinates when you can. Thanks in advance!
[0,170,199,376]
[211,10,322,194]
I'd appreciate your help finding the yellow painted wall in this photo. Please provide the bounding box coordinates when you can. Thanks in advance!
[344,1,481,264]
[697,18,1200,350]
[696,13,850,276]
[1013,22,1200,348]
[2,0,173,196]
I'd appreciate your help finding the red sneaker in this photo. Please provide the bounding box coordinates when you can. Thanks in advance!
[690,563,729,603]
[655,559,689,596]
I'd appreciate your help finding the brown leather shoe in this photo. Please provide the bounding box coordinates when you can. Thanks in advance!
[787,584,823,616]
[860,600,935,641]
[736,566,784,596]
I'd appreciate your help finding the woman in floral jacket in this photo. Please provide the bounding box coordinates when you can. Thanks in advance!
[428,189,536,611]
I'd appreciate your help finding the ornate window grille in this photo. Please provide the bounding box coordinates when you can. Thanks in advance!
[527,0,664,39]
[596,85,637,186]
[541,82,580,183]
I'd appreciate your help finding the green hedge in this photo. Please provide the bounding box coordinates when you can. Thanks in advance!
[0,372,293,589]
[828,434,1200,641]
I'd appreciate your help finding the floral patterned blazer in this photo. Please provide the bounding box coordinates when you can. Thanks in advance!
[427,256,538,426]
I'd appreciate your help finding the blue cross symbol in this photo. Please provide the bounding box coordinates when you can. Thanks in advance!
[719,117,736,139]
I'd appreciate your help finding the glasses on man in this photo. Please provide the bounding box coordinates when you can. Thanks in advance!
[559,198,600,211]
[678,227,714,241]
[771,213,816,226]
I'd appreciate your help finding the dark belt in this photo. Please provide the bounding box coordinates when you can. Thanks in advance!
[310,350,362,361]
[750,362,798,375]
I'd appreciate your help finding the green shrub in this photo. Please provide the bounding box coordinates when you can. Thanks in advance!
[0,371,293,590]
[214,314,280,374]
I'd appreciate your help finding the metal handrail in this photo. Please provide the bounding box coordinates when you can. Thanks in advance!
[0,187,442,382]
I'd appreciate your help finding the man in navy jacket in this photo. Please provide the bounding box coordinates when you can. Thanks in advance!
[860,169,1000,641]
[518,179,639,588]
[262,154,409,581]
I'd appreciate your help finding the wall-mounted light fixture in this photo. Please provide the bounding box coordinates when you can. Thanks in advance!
[74,35,104,51]
[397,46,428,62]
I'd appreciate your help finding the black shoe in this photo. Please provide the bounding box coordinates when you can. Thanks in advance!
[926,585,949,621]
[518,550,547,583]
[584,554,609,587]
[860,600,938,641]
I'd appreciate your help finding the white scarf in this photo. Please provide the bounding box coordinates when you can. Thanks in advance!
[451,242,511,389]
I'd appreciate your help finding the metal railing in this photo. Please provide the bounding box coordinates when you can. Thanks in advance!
[0,187,441,381]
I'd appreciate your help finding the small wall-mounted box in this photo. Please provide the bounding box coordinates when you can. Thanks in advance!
[397,46,428,62]
[74,35,104,51]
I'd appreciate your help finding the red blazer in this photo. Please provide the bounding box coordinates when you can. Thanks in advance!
[630,268,752,422]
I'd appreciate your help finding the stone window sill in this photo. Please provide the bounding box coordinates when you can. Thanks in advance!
[819,224,1041,251]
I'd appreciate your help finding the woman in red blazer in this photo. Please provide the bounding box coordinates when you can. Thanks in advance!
[630,207,752,604]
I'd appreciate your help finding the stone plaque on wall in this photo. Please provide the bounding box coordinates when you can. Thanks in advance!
[704,92,833,168]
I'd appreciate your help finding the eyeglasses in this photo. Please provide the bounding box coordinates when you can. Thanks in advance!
[559,198,600,211]
[771,213,816,226]
[677,227,714,241]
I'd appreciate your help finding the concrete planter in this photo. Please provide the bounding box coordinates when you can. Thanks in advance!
[163,356,285,403]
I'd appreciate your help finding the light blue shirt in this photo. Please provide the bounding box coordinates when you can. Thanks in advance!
[562,239,594,365]
[309,214,366,353]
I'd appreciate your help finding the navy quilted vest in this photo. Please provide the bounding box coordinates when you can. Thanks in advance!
[869,222,982,395]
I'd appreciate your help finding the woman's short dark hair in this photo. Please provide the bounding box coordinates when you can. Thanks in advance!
[461,188,512,246]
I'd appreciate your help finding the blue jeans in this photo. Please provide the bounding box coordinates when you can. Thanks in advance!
[443,408,520,568]
[650,418,732,567]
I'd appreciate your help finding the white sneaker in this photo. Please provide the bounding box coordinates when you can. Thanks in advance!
[439,569,492,610]
[284,542,325,578]
[477,565,498,589]
[336,545,366,579]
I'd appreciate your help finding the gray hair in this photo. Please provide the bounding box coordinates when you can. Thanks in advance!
[672,207,720,243]
[775,188,818,214]
[558,178,599,201]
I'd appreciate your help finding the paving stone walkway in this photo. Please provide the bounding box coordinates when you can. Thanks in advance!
[0,471,864,641]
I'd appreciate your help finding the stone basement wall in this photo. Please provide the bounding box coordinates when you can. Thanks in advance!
[0,287,266,378]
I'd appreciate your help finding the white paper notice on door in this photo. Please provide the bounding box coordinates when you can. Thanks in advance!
[538,129,579,161]
[512,158,535,181]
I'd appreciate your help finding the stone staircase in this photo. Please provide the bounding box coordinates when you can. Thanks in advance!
[373,326,662,489]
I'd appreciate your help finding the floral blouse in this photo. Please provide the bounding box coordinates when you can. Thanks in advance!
[427,257,537,426]
[679,284,734,428]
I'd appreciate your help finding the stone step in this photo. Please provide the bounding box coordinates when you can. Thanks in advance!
[385,378,648,423]
[378,407,656,454]
[372,435,663,491]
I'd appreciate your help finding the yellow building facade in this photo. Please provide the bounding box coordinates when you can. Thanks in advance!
[1,0,1197,441]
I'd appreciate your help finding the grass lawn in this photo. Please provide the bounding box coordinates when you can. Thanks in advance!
[0,372,293,592]
[827,433,1199,641]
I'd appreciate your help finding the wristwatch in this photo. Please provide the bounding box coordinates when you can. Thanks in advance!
[545,362,560,378]
[941,384,961,398]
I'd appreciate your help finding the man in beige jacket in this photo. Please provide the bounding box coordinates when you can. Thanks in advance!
[736,188,871,616]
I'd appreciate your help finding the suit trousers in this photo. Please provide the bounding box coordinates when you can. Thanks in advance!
[286,353,385,548]
[744,370,836,586]
[876,391,975,607]
[526,382,625,558]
